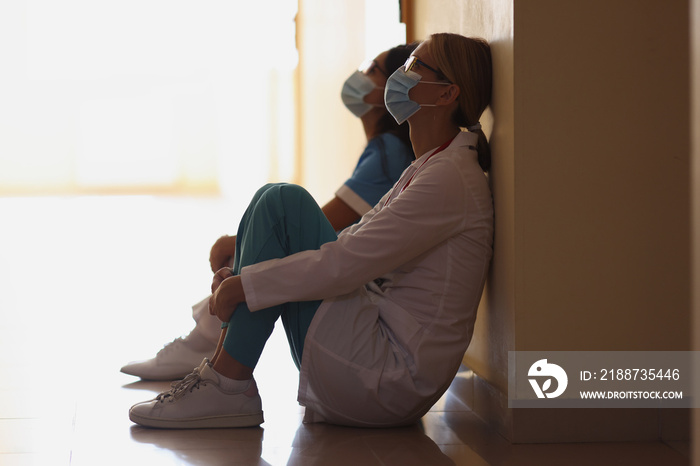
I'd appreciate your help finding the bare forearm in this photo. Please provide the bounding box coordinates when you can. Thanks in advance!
[321,196,360,231]
[210,274,246,322]
[209,235,237,272]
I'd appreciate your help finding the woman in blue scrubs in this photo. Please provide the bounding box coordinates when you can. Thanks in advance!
[121,44,418,381]
[129,32,493,429]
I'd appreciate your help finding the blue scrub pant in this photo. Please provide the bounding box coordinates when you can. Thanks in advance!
[221,183,337,370]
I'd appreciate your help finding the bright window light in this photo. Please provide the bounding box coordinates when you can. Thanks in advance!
[364,0,406,62]
[0,0,297,195]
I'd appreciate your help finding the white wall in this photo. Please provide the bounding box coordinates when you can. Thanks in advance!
[295,0,367,204]
[295,0,407,205]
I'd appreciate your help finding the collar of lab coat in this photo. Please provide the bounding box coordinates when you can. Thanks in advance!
[413,130,479,164]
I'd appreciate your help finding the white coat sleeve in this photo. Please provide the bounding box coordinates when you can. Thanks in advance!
[338,189,391,237]
[240,155,470,311]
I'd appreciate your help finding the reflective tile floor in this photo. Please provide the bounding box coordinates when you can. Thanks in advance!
[0,196,692,465]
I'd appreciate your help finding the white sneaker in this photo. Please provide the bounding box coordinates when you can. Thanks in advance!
[121,337,216,380]
[129,359,264,429]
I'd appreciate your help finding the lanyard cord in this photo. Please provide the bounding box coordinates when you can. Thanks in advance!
[384,135,456,206]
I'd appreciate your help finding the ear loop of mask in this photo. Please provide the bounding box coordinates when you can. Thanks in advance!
[384,67,453,124]
[414,78,452,107]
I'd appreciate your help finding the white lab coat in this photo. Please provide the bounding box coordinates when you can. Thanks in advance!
[241,131,494,427]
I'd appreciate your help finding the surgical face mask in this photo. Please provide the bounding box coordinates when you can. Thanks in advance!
[383,68,450,124]
[341,71,383,118]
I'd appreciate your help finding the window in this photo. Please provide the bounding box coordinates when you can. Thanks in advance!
[0,0,297,195]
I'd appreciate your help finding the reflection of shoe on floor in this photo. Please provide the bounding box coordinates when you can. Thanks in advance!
[121,337,215,380]
[129,359,264,429]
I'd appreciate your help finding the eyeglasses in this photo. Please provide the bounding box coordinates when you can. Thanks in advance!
[360,59,388,78]
[403,56,451,83]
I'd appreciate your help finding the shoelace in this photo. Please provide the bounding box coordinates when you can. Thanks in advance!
[155,337,185,358]
[155,367,207,402]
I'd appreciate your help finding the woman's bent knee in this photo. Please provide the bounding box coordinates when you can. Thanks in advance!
[257,183,316,212]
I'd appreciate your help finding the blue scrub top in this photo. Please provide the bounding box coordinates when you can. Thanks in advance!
[340,132,413,213]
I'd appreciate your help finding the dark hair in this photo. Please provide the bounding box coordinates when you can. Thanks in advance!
[374,42,420,175]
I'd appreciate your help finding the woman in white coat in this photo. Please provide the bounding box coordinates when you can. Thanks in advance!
[129,32,494,429]
[121,44,418,381]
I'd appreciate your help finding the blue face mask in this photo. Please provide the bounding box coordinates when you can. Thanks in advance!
[383,68,449,124]
[341,71,383,118]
